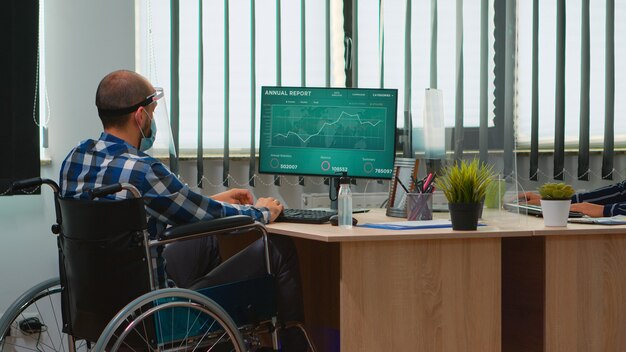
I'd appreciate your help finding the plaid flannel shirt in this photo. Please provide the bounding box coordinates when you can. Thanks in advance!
[59,133,269,286]
[59,133,269,229]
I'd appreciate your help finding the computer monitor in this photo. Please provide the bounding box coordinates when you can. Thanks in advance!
[259,86,398,179]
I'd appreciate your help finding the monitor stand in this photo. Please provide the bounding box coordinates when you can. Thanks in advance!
[310,176,370,214]
[329,176,339,211]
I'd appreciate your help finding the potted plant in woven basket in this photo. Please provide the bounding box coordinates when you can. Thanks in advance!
[538,182,576,227]
[435,159,495,230]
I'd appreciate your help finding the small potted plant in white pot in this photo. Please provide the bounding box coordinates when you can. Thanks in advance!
[538,182,576,227]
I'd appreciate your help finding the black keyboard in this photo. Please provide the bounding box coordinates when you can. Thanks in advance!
[275,209,337,224]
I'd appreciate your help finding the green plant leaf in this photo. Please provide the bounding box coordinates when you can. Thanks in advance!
[434,159,495,204]
[538,182,575,200]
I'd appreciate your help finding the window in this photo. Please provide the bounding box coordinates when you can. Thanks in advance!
[517,0,626,148]
[137,0,496,156]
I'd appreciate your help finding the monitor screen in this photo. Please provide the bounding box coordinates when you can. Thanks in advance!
[259,86,398,179]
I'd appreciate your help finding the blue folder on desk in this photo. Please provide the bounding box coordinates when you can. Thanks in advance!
[359,220,453,230]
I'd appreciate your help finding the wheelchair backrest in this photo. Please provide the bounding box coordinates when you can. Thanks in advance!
[57,195,153,343]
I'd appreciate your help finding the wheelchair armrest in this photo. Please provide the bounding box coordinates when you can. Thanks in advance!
[11,177,59,193]
[159,215,256,241]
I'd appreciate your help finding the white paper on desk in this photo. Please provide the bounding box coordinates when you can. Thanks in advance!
[568,215,626,225]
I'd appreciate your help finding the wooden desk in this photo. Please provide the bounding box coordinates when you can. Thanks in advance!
[268,209,534,352]
[268,210,626,352]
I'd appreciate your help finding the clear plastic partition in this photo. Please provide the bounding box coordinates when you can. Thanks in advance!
[408,88,533,227]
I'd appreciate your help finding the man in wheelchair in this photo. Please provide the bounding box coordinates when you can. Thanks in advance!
[59,70,308,351]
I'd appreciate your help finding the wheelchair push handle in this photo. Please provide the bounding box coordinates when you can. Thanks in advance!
[89,183,142,199]
[11,177,60,193]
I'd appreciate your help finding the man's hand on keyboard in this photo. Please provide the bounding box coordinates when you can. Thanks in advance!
[256,197,284,223]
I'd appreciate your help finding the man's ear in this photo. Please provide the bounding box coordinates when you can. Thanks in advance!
[134,108,147,126]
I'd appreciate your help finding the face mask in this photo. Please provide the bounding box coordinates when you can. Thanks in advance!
[138,110,157,152]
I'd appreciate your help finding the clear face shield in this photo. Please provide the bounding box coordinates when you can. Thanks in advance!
[147,87,177,158]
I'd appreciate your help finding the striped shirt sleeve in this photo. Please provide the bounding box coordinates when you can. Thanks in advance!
[572,180,626,216]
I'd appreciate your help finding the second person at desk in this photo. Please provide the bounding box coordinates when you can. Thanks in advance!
[520,180,626,217]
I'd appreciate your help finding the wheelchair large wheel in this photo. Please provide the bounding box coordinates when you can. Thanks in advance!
[94,288,246,352]
[0,277,90,351]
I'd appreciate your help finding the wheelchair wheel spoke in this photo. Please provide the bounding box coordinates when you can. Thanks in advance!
[95,290,246,352]
[172,303,185,350]
[189,319,220,352]
[38,289,64,351]
[203,331,229,352]
[2,340,44,352]
[111,330,149,352]
[169,303,175,349]
[125,318,156,350]
[138,306,152,350]
[176,301,206,350]
[75,339,90,351]
[0,280,107,352]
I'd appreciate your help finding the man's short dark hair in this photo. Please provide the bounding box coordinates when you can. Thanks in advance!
[95,70,153,128]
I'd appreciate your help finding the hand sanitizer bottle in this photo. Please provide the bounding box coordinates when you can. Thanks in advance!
[338,174,353,228]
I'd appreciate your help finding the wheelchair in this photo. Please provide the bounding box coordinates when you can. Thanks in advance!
[0,178,315,352]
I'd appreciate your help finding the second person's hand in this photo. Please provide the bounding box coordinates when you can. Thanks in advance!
[570,202,604,218]
[517,191,542,206]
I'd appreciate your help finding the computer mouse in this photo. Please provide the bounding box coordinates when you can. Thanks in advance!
[329,215,358,226]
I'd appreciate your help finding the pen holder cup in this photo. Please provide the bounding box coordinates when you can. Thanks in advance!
[406,193,433,221]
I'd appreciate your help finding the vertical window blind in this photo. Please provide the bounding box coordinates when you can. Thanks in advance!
[602,0,626,180]
[169,0,180,175]
[518,0,624,182]
[135,0,624,186]
[197,0,205,187]
[578,0,590,181]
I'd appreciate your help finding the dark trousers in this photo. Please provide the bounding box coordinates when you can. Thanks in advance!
[162,233,307,350]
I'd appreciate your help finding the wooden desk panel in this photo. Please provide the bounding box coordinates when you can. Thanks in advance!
[545,234,626,352]
[340,238,501,352]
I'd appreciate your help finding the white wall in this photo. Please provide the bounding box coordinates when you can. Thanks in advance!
[0,0,134,311]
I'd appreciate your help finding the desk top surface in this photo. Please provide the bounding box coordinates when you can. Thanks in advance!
[267,208,626,242]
